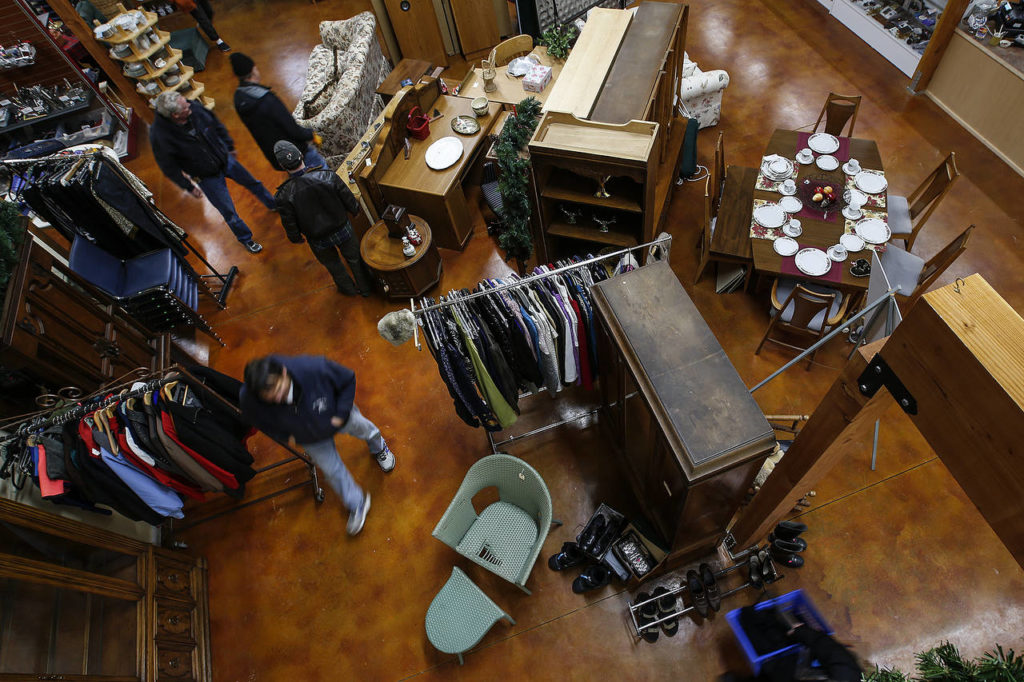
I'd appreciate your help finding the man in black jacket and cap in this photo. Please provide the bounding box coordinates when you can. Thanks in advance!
[150,91,275,254]
[230,52,326,172]
[272,140,373,296]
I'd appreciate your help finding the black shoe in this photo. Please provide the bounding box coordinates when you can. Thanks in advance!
[699,563,721,612]
[760,554,779,584]
[748,554,763,589]
[770,539,805,568]
[359,287,372,298]
[244,240,263,254]
[572,564,612,594]
[769,531,807,551]
[686,569,709,618]
[636,591,659,643]
[217,40,231,52]
[579,515,606,555]
[548,542,586,571]
[652,586,679,636]
[773,520,807,542]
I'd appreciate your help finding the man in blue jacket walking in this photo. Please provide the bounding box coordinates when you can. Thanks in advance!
[239,354,395,535]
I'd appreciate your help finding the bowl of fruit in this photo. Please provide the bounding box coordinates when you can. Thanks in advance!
[799,176,840,215]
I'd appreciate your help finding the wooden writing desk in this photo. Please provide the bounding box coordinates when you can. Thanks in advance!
[457,47,563,107]
[359,80,501,251]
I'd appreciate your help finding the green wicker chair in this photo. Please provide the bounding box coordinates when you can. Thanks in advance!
[432,454,554,594]
[425,566,515,665]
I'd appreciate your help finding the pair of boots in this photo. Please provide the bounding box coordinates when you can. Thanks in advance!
[636,586,678,643]
[769,520,808,568]
[548,542,612,594]
[686,562,722,619]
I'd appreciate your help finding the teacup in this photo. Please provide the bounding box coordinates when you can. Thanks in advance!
[847,158,861,173]
[781,178,796,193]
[797,147,813,163]
[471,96,489,118]
[832,244,848,260]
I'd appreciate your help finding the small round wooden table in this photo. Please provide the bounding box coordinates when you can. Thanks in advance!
[359,215,442,299]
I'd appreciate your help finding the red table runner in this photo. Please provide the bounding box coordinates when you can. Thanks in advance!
[780,244,843,284]
[797,132,852,163]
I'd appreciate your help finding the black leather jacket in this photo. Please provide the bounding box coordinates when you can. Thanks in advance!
[273,167,359,243]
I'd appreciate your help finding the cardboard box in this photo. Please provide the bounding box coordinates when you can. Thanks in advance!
[523,64,552,93]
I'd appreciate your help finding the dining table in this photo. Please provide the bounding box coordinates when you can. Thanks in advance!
[735,128,891,295]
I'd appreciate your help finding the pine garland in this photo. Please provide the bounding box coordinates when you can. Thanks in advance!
[0,200,26,302]
[863,642,1023,682]
[495,96,542,264]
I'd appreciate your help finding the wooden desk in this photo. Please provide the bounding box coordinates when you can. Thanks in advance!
[457,47,563,107]
[376,59,433,100]
[592,261,776,561]
[360,215,441,298]
[749,129,885,293]
[378,94,501,250]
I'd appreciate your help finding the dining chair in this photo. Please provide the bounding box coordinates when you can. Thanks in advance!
[887,152,960,253]
[878,224,974,308]
[488,34,534,67]
[813,93,862,137]
[755,279,851,369]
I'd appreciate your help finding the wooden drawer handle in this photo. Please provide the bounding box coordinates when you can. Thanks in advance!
[662,480,672,497]
[168,615,180,626]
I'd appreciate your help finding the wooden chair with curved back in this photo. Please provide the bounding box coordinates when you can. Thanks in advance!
[695,133,753,289]
[755,280,851,369]
[879,224,974,308]
[488,34,535,67]
[888,152,960,253]
[813,93,862,137]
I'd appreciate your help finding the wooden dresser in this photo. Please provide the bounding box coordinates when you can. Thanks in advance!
[0,498,211,681]
[591,262,776,561]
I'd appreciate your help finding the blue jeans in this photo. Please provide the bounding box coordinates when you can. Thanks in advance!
[197,154,276,243]
[303,145,327,170]
[299,405,384,512]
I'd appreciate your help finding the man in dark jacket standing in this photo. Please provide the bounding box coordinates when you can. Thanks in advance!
[272,140,373,296]
[150,91,276,254]
[229,53,326,171]
[240,354,396,535]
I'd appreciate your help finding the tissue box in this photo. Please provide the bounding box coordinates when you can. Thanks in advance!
[523,64,552,93]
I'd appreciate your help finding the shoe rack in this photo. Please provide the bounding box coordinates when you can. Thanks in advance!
[93,4,214,110]
[626,549,784,640]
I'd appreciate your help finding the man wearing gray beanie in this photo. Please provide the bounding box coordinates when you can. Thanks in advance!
[272,140,372,296]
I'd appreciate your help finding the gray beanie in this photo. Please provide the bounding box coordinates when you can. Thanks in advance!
[273,140,303,171]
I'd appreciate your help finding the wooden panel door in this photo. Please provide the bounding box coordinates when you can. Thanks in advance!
[450,0,499,58]
[382,0,448,67]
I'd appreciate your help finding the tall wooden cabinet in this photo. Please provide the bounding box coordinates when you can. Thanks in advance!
[591,262,777,561]
[528,113,659,263]
[0,498,212,681]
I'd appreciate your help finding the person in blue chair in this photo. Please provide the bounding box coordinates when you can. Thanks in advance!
[150,91,275,254]
[240,354,396,536]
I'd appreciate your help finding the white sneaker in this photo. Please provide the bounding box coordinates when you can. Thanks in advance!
[347,492,370,535]
[374,443,395,473]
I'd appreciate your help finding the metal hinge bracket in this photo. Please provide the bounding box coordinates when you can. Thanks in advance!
[857,354,917,415]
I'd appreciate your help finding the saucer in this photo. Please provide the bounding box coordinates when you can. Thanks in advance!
[842,162,861,175]
[796,154,813,165]
[826,245,848,262]
[779,184,797,196]
[842,206,863,220]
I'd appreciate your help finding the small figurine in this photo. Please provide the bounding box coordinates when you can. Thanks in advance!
[402,236,416,258]
[406,224,422,246]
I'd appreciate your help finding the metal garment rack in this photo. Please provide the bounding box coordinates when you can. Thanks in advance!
[406,235,673,454]
[0,364,323,528]
[1,152,238,306]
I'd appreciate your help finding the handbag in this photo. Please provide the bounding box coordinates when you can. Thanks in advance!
[406,106,430,141]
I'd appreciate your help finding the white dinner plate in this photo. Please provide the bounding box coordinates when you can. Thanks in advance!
[840,233,866,252]
[808,132,840,154]
[854,171,888,194]
[425,136,464,170]
[773,237,799,256]
[779,196,803,213]
[826,245,848,262]
[753,203,787,229]
[815,155,840,171]
[794,248,832,276]
[854,217,891,244]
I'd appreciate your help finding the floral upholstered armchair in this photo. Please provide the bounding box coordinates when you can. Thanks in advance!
[292,12,390,168]
[678,52,730,129]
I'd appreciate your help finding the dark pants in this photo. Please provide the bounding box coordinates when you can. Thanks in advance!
[197,155,275,243]
[310,231,372,294]
[190,0,219,41]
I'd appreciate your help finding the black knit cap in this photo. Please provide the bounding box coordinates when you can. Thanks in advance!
[230,52,255,78]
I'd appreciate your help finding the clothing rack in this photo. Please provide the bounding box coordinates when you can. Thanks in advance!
[0,364,324,528]
[408,235,672,453]
[1,152,238,306]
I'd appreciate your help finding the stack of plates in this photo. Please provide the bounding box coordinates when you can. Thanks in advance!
[808,133,840,154]
[853,217,891,244]
[761,155,794,181]
[753,203,788,229]
[854,172,888,194]
[794,248,832,276]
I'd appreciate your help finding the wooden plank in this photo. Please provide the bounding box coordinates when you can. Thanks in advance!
[382,0,448,67]
[0,498,148,554]
[589,1,684,125]
[730,340,892,548]
[450,0,499,57]
[910,0,970,92]
[542,8,632,118]
[880,275,1024,566]
[0,552,144,601]
[530,112,657,162]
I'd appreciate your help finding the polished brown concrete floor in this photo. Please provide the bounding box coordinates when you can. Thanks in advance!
[120,0,1024,678]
